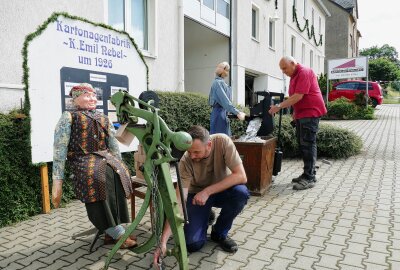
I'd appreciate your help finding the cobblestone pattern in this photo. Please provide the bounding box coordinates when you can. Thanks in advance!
[0,105,398,269]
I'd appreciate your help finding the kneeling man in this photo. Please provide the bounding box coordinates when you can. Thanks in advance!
[154,125,249,264]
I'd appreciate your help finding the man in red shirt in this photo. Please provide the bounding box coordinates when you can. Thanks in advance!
[269,56,327,190]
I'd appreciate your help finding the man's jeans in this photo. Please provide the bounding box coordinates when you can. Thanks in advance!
[184,184,249,252]
[296,117,320,181]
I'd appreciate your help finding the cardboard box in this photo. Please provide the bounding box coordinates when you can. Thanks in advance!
[115,123,135,146]
[134,144,146,179]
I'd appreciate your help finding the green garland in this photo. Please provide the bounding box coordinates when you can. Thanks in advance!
[292,6,323,47]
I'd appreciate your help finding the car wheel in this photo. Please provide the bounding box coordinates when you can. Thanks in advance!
[371,98,378,108]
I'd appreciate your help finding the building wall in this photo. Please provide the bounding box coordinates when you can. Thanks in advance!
[231,0,285,103]
[144,0,180,92]
[0,0,180,112]
[0,0,104,112]
[235,0,283,77]
[322,0,356,64]
[287,0,327,75]
[184,18,229,97]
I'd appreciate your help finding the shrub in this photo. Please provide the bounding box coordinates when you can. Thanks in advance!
[317,73,332,96]
[317,123,363,158]
[325,97,375,120]
[272,115,299,157]
[325,97,355,119]
[390,81,400,91]
[274,115,363,159]
[0,111,44,227]
[156,91,248,135]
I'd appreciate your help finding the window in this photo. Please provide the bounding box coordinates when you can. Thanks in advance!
[301,43,305,64]
[131,0,148,50]
[336,82,358,90]
[291,36,296,57]
[108,0,124,30]
[217,0,230,19]
[107,0,152,51]
[309,50,313,68]
[358,83,373,90]
[303,0,307,18]
[318,16,322,34]
[311,8,314,26]
[251,6,259,40]
[293,0,297,8]
[269,19,275,49]
[350,34,353,49]
[203,0,215,10]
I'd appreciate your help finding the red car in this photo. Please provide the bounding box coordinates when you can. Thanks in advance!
[328,80,383,107]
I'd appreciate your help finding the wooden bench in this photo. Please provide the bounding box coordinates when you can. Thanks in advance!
[131,167,178,222]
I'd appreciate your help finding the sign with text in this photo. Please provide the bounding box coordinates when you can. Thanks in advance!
[27,14,147,163]
[327,57,368,80]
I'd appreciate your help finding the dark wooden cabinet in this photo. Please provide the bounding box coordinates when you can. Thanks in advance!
[233,137,277,196]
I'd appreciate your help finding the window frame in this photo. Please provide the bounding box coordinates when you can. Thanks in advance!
[203,0,215,11]
[106,0,156,57]
[291,35,296,57]
[268,19,276,49]
[217,0,230,19]
[251,4,260,41]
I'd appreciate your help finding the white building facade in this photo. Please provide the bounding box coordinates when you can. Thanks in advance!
[0,0,330,113]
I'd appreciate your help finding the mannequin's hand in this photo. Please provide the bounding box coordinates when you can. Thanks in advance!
[52,179,63,208]
[153,243,167,269]
[237,112,246,121]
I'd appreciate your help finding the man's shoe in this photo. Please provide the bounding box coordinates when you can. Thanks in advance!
[293,179,315,190]
[211,231,238,253]
[292,174,317,183]
[208,209,216,226]
[104,234,137,245]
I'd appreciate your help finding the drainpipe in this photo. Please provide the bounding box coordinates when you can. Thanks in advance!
[177,0,184,92]
[229,0,232,86]
[282,0,287,95]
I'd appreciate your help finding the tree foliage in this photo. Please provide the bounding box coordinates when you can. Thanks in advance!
[360,44,400,66]
[368,58,400,82]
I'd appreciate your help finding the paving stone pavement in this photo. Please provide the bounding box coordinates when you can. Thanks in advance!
[1,104,399,270]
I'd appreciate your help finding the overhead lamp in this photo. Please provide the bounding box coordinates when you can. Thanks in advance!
[271,0,280,21]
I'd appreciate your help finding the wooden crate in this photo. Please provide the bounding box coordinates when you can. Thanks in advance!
[233,136,277,196]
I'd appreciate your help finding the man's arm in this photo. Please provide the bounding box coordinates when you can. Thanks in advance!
[192,163,247,206]
[268,93,304,115]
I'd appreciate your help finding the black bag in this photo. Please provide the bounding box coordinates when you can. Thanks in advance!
[272,93,284,176]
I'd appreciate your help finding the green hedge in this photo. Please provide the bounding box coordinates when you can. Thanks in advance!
[0,112,42,227]
[156,91,248,135]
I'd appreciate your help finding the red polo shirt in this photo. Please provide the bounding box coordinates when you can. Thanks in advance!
[289,64,327,120]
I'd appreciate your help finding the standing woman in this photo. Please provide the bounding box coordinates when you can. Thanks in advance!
[209,62,245,135]
[51,83,136,248]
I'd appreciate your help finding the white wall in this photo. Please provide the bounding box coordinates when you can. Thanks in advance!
[286,0,327,74]
[184,0,230,36]
[0,0,181,112]
[0,0,104,112]
[283,0,328,91]
[235,0,283,78]
[184,18,229,96]
[231,0,285,101]
[145,1,180,92]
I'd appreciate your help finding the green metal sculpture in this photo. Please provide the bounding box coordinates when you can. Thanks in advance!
[104,90,191,270]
